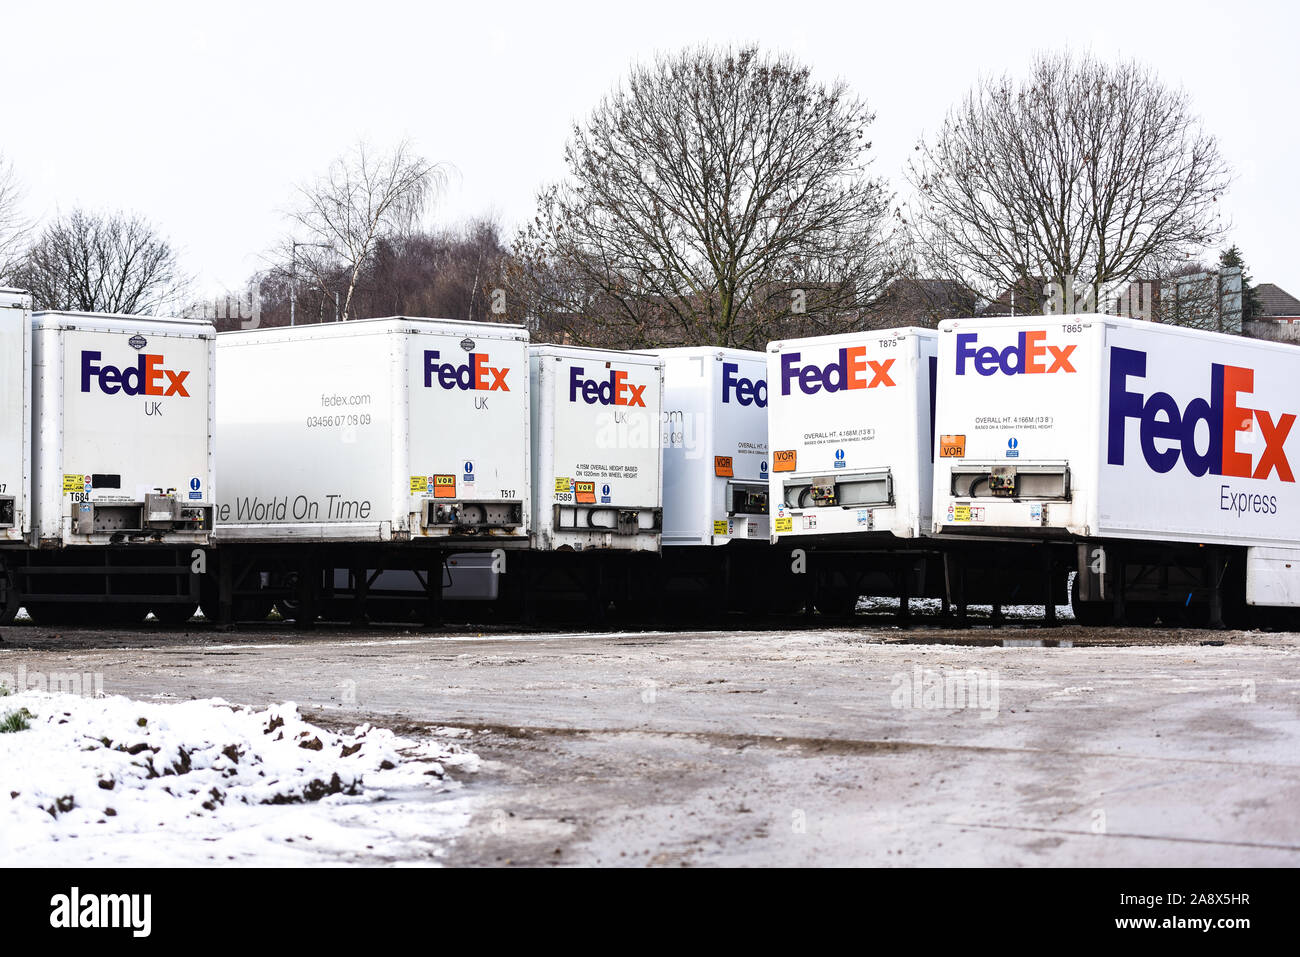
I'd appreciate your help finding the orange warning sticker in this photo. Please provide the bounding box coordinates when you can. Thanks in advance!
[939,435,967,458]
[574,481,596,504]
[714,456,734,478]
[432,475,457,498]
[773,450,797,472]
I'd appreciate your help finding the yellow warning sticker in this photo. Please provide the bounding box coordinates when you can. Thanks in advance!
[410,476,429,494]
[554,477,572,494]
[774,516,793,533]
[713,520,729,535]
[64,474,87,494]
[954,505,971,522]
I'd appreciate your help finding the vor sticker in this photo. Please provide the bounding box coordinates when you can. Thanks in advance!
[940,435,966,458]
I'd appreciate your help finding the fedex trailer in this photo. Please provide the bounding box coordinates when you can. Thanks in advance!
[933,313,1300,625]
[502,345,664,622]
[0,290,31,552]
[762,328,943,615]
[209,317,530,623]
[649,347,769,546]
[2,309,216,625]
[527,345,663,552]
[767,328,937,544]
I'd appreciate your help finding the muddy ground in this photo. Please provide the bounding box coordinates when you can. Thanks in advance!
[2,617,1297,866]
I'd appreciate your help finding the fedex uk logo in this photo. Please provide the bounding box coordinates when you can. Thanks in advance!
[80,352,190,397]
[955,331,1076,376]
[779,349,895,396]
[1107,346,1295,482]
[722,363,767,407]
[569,366,646,407]
[424,351,510,391]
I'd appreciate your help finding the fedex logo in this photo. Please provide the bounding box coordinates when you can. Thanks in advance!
[722,363,767,407]
[568,366,646,406]
[80,351,190,397]
[955,331,1076,376]
[424,351,509,391]
[779,349,895,396]
[1107,346,1295,482]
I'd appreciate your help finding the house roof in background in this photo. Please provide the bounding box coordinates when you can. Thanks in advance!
[1257,283,1300,317]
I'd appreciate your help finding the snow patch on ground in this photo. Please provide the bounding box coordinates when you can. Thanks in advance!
[0,691,480,866]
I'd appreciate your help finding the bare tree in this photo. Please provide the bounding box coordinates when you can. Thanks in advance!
[906,51,1232,313]
[247,218,513,330]
[287,140,445,321]
[0,155,30,283]
[513,45,897,349]
[14,209,185,314]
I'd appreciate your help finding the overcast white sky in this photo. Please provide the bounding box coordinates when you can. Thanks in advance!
[2,0,1294,299]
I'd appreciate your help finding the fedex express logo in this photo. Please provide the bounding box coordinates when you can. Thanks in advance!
[722,363,767,407]
[424,351,509,391]
[779,349,895,395]
[955,331,1076,376]
[569,366,646,406]
[80,352,190,396]
[1108,346,1295,482]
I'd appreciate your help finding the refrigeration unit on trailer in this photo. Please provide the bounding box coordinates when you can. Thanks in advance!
[528,345,663,552]
[211,317,531,623]
[932,312,1300,624]
[0,290,31,552]
[3,310,216,625]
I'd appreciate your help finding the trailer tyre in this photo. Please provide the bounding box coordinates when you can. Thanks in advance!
[814,588,859,617]
[1070,575,1109,627]
[0,566,19,625]
[152,604,198,627]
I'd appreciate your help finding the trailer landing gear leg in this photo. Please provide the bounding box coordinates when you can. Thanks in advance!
[1044,554,1058,628]
[216,555,234,630]
[350,567,368,627]
[423,554,443,630]
[945,552,969,630]
[294,555,318,630]
[1207,552,1225,630]
[899,562,912,630]
[1112,555,1127,627]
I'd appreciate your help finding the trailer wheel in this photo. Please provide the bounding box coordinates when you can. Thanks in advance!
[0,566,20,625]
[152,604,198,626]
[814,588,859,617]
[1069,575,1109,627]
[24,603,97,627]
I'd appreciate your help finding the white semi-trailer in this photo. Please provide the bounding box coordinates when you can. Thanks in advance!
[528,345,663,552]
[933,313,1300,625]
[761,328,944,615]
[1,306,217,625]
[0,290,31,551]
[648,347,770,547]
[216,317,530,544]
[209,317,531,624]
[766,328,938,544]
